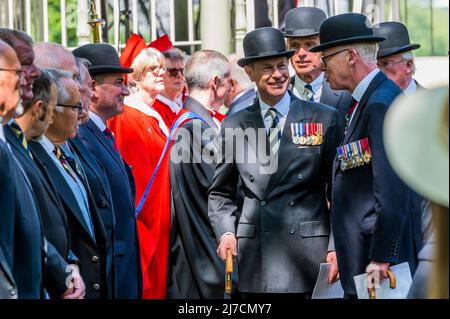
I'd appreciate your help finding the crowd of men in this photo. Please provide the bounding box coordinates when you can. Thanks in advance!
[0,7,435,299]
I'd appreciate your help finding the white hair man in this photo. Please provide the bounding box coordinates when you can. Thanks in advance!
[374,21,423,94]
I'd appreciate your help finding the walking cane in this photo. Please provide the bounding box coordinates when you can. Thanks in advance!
[368,268,396,299]
[225,248,233,296]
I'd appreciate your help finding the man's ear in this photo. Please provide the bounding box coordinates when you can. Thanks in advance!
[31,100,44,121]
[211,75,221,92]
[405,59,414,75]
[348,49,357,66]
[244,66,255,82]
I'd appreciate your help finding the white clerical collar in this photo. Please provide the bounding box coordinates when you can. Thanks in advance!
[295,72,324,94]
[0,122,5,142]
[156,94,182,114]
[89,111,107,132]
[352,69,380,102]
[125,94,170,136]
[404,79,417,96]
[259,91,290,118]
[38,135,56,155]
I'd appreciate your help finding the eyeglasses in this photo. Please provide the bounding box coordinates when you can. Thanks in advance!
[57,102,83,115]
[166,68,184,77]
[0,68,23,78]
[321,49,349,67]
[146,65,166,76]
[377,59,406,70]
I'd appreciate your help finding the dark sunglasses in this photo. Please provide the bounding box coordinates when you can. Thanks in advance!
[57,102,83,115]
[166,68,184,77]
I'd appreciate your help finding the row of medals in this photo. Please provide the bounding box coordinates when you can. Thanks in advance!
[340,151,372,171]
[292,134,323,146]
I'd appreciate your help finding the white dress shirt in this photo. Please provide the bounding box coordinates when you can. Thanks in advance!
[89,111,107,132]
[0,121,5,143]
[259,91,291,134]
[404,79,417,96]
[156,94,183,114]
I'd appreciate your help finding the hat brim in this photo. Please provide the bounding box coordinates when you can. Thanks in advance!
[237,50,296,67]
[89,66,134,76]
[384,85,449,208]
[284,30,319,38]
[377,44,421,58]
[310,36,386,52]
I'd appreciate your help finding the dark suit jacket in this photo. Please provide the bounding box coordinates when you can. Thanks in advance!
[77,119,142,299]
[289,76,353,124]
[168,97,233,299]
[0,139,16,271]
[208,94,343,293]
[68,137,116,298]
[227,89,257,117]
[331,72,417,295]
[29,140,109,299]
[4,126,74,298]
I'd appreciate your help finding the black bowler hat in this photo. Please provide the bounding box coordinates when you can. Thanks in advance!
[284,7,327,38]
[238,27,295,67]
[374,22,421,58]
[73,43,133,76]
[310,13,385,53]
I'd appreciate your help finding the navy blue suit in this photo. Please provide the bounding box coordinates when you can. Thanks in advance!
[4,126,75,298]
[29,140,109,299]
[77,119,141,299]
[68,136,116,297]
[0,244,16,299]
[331,72,417,295]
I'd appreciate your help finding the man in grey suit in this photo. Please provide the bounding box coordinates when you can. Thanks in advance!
[225,54,256,117]
[208,27,343,298]
[284,7,352,121]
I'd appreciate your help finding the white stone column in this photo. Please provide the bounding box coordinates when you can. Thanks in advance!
[235,0,247,56]
[77,0,91,46]
[390,0,401,22]
[201,0,232,55]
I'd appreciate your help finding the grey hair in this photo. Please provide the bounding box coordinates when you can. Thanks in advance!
[352,43,379,64]
[401,51,417,74]
[185,50,230,91]
[228,54,254,91]
[30,68,55,107]
[0,28,34,48]
[33,42,74,68]
[46,68,73,112]
[163,48,185,62]
[75,57,92,84]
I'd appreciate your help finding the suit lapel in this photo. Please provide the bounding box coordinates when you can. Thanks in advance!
[86,120,129,178]
[29,142,96,244]
[343,72,386,145]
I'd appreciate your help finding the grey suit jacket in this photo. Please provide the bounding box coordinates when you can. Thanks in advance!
[227,89,257,117]
[208,94,343,293]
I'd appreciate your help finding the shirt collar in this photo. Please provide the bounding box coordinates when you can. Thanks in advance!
[259,91,291,118]
[38,135,56,155]
[125,94,170,136]
[0,122,5,143]
[89,111,107,132]
[295,73,324,94]
[156,94,182,114]
[404,79,417,96]
[352,69,380,102]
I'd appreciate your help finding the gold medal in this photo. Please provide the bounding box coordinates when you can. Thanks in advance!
[317,135,323,145]
[300,136,307,145]
[312,135,319,146]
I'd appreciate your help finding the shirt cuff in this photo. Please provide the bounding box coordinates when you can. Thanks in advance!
[220,232,235,242]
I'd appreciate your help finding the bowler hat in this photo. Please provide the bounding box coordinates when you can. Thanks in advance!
[238,27,295,67]
[310,13,385,53]
[374,22,421,58]
[284,7,327,38]
[73,43,133,76]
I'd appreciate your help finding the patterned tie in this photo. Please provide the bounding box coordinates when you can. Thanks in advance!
[9,121,33,159]
[54,146,78,183]
[267,108,282,155]
[103,128,119,153]
[345,98,359,131]
[304,84,315,102]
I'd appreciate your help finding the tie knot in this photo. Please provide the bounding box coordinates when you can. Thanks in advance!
[53,146,62,159]
[267,107,279,119]
[304,84,314,93]
[103,128,114,138]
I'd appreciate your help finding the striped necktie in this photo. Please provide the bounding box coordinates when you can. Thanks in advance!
[304,84,315,102]
[54,146,78,183]
[9,121,33,159]
[267,108,282,155]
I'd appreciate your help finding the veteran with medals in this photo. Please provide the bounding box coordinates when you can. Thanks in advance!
[208,27,343,298]
[311,13,419,297]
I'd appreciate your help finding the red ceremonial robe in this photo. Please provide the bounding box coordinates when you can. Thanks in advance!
[152,97,179,130]
[108,96,171,299]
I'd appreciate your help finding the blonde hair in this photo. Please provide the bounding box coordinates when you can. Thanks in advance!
[128,47,165,93]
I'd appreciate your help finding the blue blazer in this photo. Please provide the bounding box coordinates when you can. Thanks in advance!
[331,72,417,295]
[78,119,142,299]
